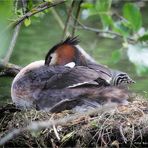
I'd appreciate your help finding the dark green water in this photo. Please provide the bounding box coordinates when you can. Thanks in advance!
[0,5,148,104]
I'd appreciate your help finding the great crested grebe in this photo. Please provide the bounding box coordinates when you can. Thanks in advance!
[11,37,132,112]
[45,37,134,86]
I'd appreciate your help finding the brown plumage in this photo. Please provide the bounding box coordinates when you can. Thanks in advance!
[45,37,112,86]
[11,37,130,112]
[11,61,128,112]
[36,87,128,113]
[45,36,134,87]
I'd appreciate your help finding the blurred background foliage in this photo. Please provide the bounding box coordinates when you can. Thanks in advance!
[0,0,148,104]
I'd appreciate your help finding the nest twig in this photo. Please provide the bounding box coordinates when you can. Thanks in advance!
[0,96,148,147]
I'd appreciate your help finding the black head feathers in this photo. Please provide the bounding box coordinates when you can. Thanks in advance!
[45,36,79,65]
[63,36,79,45]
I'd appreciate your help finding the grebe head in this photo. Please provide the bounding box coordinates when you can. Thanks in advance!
[45,36,87,66]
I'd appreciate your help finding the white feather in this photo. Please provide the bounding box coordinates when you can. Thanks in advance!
[65,62,75,68]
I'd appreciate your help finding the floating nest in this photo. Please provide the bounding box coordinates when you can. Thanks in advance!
[0,95,148,148]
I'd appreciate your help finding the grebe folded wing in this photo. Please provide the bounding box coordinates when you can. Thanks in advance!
[34,86,128,112]
[42,65,100,89]
[11,64,100,109]
[87,62,111,80]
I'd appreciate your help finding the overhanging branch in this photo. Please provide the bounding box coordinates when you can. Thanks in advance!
[0,60,21,77]
[12,0,65,27]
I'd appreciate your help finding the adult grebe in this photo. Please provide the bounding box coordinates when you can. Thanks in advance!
[11,37,130,112]
[45,37,134,86]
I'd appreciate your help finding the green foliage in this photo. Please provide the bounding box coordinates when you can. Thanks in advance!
[81,2,93,9]
[96,0,113,29]
[83,0,113,29]
[0,0,147,77]
[81,0,148,75]
[138,33,148,41]
[27,0,33,11]
[123,3,142,32]
[61,131,75,143]
[90,120,99,128]
[24,18,31,27]
[96,0,112,12]
[112,21,131,37]
[44,0,53,2]
[81,1,143,37]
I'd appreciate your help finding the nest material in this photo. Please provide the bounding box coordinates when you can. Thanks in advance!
[0,96,148,147]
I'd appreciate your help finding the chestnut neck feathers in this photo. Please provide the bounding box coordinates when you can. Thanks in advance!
[45,37,87,66]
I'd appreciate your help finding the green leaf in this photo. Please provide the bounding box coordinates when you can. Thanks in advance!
[61,131,75,143]
[87,0,113,27]
[112,50,121,63]
[138,33,148,41]
[123,3,142,32]
[100,14,113,29]
[96,0,112,12]
[27,0,33,11]
[89,8,98,16]
[81,2,93,9]
[24,18,31,27]
[112,21,131,37]
[16,9,23,17]
[90,120,99,128]
[96,0,113,29]
[44,0,53,2]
